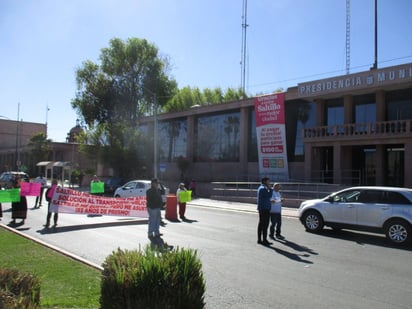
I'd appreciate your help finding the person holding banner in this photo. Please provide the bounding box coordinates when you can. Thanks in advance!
[45,179,59,228]
[10,176,28,225]
[176,182,189,220]
[90,175,104,195]
[257,177,273,246]
[146,178,163,240]
[88,175,104,217]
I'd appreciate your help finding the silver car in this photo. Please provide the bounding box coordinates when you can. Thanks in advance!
[113,180,169,206]
[298,186,412,245]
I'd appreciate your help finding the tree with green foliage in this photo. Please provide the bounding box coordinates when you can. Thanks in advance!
[28,132,51,172]
[71,37,178,178]
[164,86,247,112]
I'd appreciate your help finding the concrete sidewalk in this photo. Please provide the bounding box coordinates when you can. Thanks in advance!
[188,198,299,218]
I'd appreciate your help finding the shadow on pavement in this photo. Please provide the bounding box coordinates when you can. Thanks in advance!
[262,242,314,264]
[149,236,174,251]
[37,219,148,234]
[317,229,412,251]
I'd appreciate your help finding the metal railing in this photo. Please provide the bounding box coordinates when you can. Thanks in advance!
[303,119,412,141]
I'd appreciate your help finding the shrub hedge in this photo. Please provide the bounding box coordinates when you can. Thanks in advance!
[0,268,41,309]
[100,246,205,309]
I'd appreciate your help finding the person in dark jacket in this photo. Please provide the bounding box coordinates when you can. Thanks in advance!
[146,178,163,240]
[256,177,273,246]
[11,177,27,225]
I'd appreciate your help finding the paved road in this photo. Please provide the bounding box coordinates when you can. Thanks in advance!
[2,197,412,309]
[1,197,298,268]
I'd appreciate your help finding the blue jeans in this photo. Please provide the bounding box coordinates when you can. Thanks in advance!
[147,207,161,237]
[269,212,282,236]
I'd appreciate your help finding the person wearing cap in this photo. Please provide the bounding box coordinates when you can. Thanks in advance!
[176,182,188,220]
[146,178,163,240]
[269,183,285,240]
[257,177,273,246]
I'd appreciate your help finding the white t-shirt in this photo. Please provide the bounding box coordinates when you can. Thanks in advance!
[270,190,282,213]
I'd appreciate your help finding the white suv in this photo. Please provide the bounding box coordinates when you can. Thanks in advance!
[298,186,412,245]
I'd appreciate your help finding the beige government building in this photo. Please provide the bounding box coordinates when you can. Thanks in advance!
[1,62,411,194]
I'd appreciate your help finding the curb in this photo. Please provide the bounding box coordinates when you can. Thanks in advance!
[187,198,299,218]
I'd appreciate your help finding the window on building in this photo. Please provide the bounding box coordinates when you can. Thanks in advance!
[158,118,187,162]
[248,110,258,162]
[387,99,412,120]
[355,102,376,123]
[354,96,376,133]
[194,112,240,162]
[386,88,412,120]
[326,99,344,134]
[294,102,316,157]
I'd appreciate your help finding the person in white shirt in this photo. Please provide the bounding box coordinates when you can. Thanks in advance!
[269,183,285,240]
[176,182,188,220]
[34,174,47,208]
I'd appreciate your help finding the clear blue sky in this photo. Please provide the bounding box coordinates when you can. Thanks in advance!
[1,0,411,142]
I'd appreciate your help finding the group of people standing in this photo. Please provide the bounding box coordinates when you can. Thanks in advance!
[146,179,193,243]
[0,174,59,228]
[257,177,284,246]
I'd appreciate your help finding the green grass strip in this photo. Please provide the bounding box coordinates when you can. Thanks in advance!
[0,228,101,308]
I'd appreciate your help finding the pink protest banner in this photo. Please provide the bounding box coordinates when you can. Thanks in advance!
[20,182,41,197]
[50,187,148,218]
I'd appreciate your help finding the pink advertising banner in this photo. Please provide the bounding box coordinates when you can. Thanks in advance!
[254,93,289,180]
[50,187,148,218]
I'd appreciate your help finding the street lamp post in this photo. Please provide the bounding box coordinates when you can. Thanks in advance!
[141,87,159,179]
[153,93,158,179]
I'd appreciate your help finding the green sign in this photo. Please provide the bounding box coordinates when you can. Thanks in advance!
[0,188,21,203]
[90,181,105,194]
[179,190,192,203]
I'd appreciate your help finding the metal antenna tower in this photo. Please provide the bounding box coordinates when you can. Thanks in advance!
[346,0,350,74]
[240,0,248,95]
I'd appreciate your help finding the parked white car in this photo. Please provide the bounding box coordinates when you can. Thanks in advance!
[298,186,412,245]
[113,180,169,206]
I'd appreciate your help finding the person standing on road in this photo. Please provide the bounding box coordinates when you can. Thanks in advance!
[10,176,27,225]
[146,178,163,240]
[176,182,188,220]
[257,177,273,246]
[34,173,47,208]
[44,179,59,228]
[269,183,285,240]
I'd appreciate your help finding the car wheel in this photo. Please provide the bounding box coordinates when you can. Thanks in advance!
[114,194,120,198]
[302,210,324,232]
[384,219,411,245]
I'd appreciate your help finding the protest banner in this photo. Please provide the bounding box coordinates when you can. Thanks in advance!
[179,190,192,203]
[20,182,41,197]
[50,187,148,218]
[90,181,105,194]
[0,189,21,203]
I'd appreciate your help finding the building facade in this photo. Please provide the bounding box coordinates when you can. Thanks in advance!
[0,119,47,173]
[141,62,412,188]
[1,62,411,190]
[0,119,94,184]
